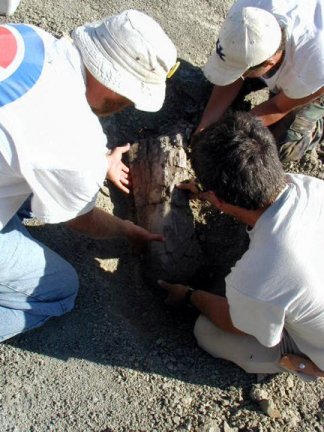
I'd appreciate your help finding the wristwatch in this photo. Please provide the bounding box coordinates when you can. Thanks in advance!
[184,286,195,305]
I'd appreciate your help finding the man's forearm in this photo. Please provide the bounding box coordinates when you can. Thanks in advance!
[251,97,294,126]
[66,207,132,240]
[66,207,164,246]
[251,86,324,126]
[190,290,244,335]
[195,79,244,133]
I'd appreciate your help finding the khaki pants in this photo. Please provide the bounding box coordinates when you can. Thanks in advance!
[194,315,301,374]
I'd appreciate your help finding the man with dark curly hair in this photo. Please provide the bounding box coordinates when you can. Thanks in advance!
[159,111,324,380]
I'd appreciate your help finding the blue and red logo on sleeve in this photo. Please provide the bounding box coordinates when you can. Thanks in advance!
[0,24,45,107]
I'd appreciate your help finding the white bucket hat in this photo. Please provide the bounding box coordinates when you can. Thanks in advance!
[204,7,282,86]
[72,9,178,112]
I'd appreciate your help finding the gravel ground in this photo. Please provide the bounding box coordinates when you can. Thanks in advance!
[1,1,324,431]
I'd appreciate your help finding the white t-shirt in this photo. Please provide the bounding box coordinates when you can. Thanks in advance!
[229,0,324,98]
[0,24,108,230]
[226,174,324,370]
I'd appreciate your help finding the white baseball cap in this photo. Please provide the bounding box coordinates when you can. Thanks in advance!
[72,9,178,112]
[204,7,282,86]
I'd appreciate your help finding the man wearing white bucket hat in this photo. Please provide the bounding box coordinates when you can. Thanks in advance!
[196,0,324,162]
[0,10,178,341]
[72,10,178,115]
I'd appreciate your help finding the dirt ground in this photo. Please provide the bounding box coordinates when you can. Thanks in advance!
[0,1,324,432]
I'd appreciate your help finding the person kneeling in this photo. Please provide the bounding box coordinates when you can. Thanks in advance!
[159,111,324,380]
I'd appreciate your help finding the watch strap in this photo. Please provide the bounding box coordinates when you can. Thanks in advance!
[184,286,195,305]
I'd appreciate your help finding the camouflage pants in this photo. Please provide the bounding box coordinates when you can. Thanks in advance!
[270,95,324,162]
[234,80,324,162]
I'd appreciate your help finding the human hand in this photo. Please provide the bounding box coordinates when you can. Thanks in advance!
[124,220,165,253]
[106,144,131,194]
[158,280,192,307]
[176,181,209,201]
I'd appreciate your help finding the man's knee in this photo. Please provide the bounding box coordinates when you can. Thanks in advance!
[193,314,219,354]
[0,263,79,342]
[0,258,79,313]
[193,314,206,346]
[49,260,79,303]
[193,315,282,374]
[273,103,324,162]
[38,260,79,315]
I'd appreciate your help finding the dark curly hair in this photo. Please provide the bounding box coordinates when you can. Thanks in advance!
[191,111,285,210]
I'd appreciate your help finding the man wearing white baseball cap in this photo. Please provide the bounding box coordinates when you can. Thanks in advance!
[0,10,178,341]
[196,0,324,162]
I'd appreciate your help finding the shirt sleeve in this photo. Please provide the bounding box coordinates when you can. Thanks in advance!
[226,272,286,347]
[30,165,106,223]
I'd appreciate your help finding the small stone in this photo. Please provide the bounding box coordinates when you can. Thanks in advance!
[173,416,181,425]
[182,396,193,406]
[259,399,281,418]
[287,413,300,428]
[199,419,221,432]
[286,375,294,389]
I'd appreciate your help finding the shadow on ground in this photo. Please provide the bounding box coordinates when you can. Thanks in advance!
[5,203,253,392]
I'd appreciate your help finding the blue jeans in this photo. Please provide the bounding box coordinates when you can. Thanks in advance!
[0,215,79,342]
